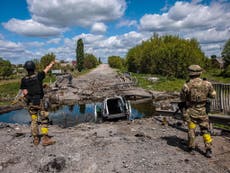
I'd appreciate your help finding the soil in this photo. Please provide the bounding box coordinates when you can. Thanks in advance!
[0,118,229,173]
[0,64,229,173]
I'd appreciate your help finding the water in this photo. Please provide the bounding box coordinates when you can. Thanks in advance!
[0,100,155,127]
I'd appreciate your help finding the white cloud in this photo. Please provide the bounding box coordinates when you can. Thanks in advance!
[185,28,230,44]
[201,43,224,57]
[47,38,62,44]
[139,1,230,32]
[0,40,34,64]
[51,31,151,62]
[117,19,137,28]
[91,22,107,34]
[139,1,230,56]
[28,0,126,27]
[23,41,44,47]
[3,19,65,37]
[3,0,126,37]
[0,31,152,64]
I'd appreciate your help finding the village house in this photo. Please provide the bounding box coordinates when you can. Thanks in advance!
[211,57,225,69]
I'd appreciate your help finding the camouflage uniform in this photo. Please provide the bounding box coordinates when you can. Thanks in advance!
[28,101,49,138]
[180,65,216,154]
[21,70,55,146]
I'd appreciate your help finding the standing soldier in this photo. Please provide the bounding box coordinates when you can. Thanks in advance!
[180,65,216,158]
[21,60,56,146]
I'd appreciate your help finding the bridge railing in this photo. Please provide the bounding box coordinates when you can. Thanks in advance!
[212,83,230,114]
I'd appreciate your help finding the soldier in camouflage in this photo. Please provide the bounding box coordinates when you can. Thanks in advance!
[21,60,56,146]
[180,65,216,158]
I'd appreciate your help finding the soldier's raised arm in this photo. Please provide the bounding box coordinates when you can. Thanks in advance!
[44,61,56,74]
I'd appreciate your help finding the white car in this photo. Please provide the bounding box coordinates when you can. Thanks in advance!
[94,96,131,121]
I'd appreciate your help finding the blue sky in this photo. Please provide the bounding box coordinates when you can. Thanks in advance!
[0,0,229,64]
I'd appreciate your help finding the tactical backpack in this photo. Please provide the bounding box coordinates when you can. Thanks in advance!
[187,78,208,103]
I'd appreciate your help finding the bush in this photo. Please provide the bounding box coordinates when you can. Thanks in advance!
[221,65,230,77]
[0,57,13,79]
[108,56,124,69]
[83,53,98,69]
[126,34,207,79]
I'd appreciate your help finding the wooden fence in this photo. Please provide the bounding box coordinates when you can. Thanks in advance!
[211,83,230,114]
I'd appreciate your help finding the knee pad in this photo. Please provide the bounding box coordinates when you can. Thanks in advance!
[188,121,196,129]
[203,133,212,143]
[41,127,48,135]
[31,114,38,120]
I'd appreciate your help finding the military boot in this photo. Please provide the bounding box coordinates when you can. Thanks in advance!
[42,135,56,146]
[205,148,212,158]
[33,136,40,146]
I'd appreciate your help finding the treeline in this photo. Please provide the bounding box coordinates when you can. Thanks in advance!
[108,34,230,79]
[38,52,100,72]
[221,39,230,77]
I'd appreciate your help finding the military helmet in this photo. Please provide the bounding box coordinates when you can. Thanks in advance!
[188,64,203,76]
[24,61,36,71]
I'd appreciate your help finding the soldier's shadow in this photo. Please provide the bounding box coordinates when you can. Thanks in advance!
[161,135,188,152]
[161,135,205,156]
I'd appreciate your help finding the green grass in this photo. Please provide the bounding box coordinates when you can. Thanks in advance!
[213,123,230,131]
[44,75,56,84]
[131,73,185,92]
[129,69,230,92]
[0,80,20,105]
[0,74,56,106]
[202,69,230,83]
[72,69,91,78]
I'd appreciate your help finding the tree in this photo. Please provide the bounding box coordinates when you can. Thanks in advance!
[83,53,98,69]
[76,38,84,72]
[98,57,102,64]
[0,57,13,79]
[33,59,41,71]
[126,34,207,79]
[211,55,217,59]
[108,56,123,69]
[40,53,56,70]
[222,38,230,68]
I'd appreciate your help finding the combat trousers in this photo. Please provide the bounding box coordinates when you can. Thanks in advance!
[28,100,49,137]
[187,117,212,150]
[184,106,212,150]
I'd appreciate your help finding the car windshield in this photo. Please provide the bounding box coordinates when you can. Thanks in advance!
[107,98,124,114]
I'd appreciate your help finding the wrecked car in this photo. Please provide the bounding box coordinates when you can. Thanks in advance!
[94,96,131,121]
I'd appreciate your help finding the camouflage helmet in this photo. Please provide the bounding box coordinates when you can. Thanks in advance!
[188,65,203,76]
[24,61,36,71]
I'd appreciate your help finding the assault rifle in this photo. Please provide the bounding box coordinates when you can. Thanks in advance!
[173,101,187,116]
[12,90,23,105]
[173,100,211,116]
[156,101,230,127]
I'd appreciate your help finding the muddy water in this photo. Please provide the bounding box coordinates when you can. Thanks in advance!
[0,100,155,127]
